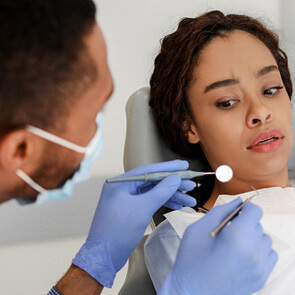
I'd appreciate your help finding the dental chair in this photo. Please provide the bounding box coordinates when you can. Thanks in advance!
[118,87,207,294]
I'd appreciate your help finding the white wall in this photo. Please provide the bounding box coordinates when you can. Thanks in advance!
[0,1,292,295]
[280,0,295,170]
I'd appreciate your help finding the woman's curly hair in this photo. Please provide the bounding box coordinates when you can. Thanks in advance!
[149,10,292,207]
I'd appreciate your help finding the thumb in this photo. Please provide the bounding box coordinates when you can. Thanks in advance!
[142,175,181,208]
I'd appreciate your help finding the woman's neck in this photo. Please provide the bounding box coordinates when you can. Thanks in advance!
[203,168,290,210]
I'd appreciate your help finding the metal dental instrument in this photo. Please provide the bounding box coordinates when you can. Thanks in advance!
[106,170,215,183]
[106,165,233,183]
[210,187,259,238]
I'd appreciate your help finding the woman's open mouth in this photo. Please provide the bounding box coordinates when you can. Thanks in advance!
[247,129,284,152]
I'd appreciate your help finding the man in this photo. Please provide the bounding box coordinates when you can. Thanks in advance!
[0,1,277,294]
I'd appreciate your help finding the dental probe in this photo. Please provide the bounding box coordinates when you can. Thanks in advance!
[106,165,233,183]
[106,170,214,183]
[210,188,259,238]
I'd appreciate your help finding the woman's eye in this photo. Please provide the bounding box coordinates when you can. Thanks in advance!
[216,99,238,109]
[263,86,283,96]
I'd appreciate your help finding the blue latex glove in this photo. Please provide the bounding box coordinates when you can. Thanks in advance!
[158,198,278,295]
[73,160,196,287]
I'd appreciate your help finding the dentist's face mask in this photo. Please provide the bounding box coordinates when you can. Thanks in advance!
[16,113,104,205]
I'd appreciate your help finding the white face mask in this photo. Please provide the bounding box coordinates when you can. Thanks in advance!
[16,112,104,205]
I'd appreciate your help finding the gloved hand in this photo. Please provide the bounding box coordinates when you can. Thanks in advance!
[73,160,196,287]
[158,198,278,295]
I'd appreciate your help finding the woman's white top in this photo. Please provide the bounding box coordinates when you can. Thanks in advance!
[144,187,295,294]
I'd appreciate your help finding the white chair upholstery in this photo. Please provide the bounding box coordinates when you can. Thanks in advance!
[124,87,206,172]
[119,87,206,295]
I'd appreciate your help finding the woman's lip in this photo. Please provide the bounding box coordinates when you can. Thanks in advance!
[247,129,284,149]
[247,137,284,152]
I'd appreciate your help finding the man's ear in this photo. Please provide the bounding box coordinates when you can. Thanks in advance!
[183,120,200,144]
[0,129,41,171]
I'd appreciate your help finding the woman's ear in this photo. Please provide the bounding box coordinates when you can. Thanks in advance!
[183,120,200,144]
[0,129,41,172]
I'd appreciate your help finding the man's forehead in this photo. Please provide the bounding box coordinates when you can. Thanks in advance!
[85,23,108,66]
[72,22,113,113]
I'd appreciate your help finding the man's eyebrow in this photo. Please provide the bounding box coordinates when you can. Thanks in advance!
[257,65,279,77]
[204,79,240,93]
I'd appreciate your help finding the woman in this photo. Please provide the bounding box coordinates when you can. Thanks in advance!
[145,10,295,294]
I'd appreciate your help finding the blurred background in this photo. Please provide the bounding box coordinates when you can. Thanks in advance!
[0,0,294,294]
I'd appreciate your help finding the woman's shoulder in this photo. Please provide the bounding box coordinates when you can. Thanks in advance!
[145,219,180,247]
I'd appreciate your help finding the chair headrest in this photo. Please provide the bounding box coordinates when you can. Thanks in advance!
[124,87,207,172]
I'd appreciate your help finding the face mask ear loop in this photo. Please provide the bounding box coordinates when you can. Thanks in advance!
[16,169,47,195]
[83,113,103,156]
[85,128,102,155]
[26,126,88,154]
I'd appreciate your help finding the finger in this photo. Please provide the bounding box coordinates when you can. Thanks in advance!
[205,197,243,227]
[267,250,278,273]
[167,191,197,207]
[229,217,264,242]
[179,180,196,192]
[123,160,189,177]
[134,178,195,195]
[142,175,182,208]
[185,198,243,235]
[261,234,273,254]
[136,182,156,194]
[163,201,183,210]
[260,250,278,287]
[256,223,263,236]
[252,234,274,267]
[247,247,277,294]
[232,202,263,226]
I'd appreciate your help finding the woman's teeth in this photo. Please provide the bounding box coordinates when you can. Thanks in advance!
[256,137,278,145]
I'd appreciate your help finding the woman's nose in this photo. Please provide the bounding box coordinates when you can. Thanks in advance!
[246,100,273,128]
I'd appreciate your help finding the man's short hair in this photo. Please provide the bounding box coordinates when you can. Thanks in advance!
[0,0,97,134]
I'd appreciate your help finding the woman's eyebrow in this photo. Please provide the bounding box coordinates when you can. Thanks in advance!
[204,79,239,93]
[203,65,279,94]
[256,65,279,77]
